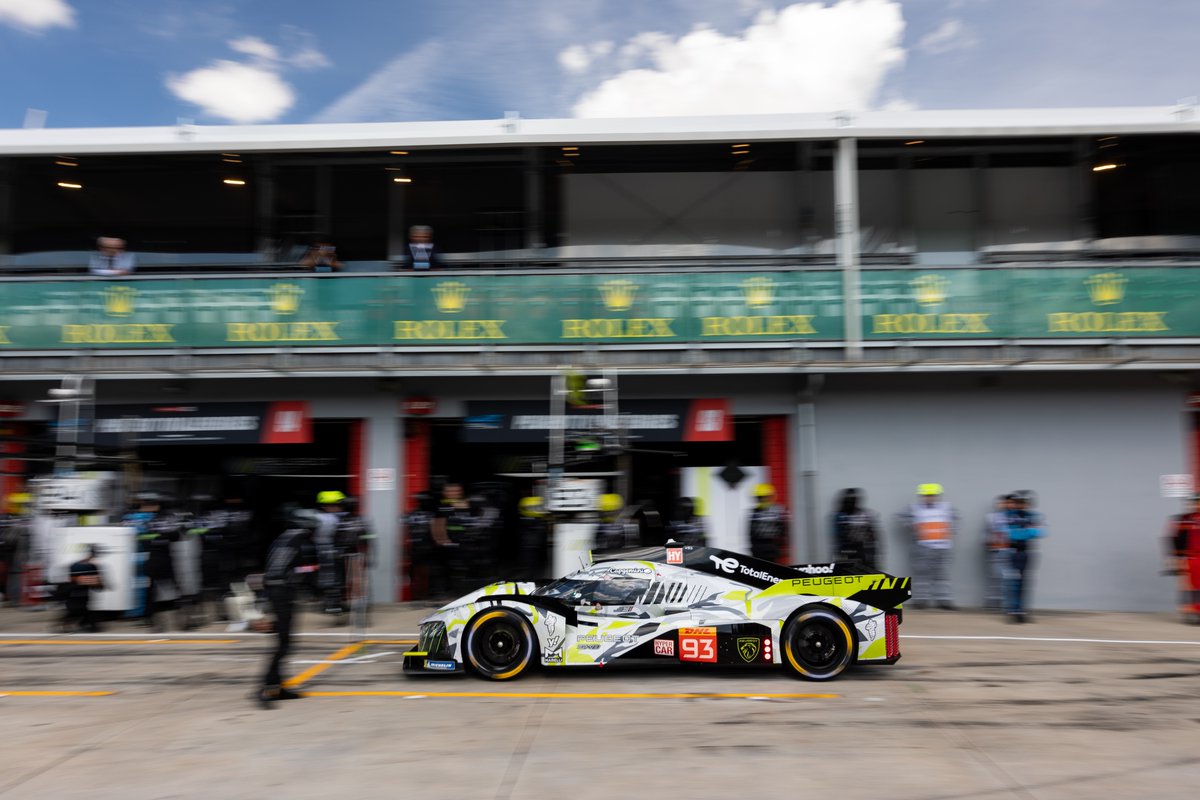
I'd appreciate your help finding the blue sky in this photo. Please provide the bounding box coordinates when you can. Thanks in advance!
[2,0,1200,128]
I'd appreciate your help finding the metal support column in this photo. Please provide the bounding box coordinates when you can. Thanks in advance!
[525,147,544,249]
[835,138,862,359]
[362,401,401,603]
[0,158,11,254]
[254,158,275,258]
[793,375,822,562]
[388,167,407,259]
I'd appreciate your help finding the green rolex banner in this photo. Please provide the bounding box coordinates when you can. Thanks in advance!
[0,268,1196,349]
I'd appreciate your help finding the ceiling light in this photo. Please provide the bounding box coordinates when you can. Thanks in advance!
[561,146,578,151]
[905,140,924,145]
[222,158,242,163]
[390,150,409,155]
[1092,163,1119,172]
[393,177,413,183]
[730,143,749,148]
[223,178,247,185]
[221,152,240,157]
[56,182,82,189]
[1097,136,1119,142]
[55,160,78,167]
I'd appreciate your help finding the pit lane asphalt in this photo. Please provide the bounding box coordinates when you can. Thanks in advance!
[2,605,1199,800]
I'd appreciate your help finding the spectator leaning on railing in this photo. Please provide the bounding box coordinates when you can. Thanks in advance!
[89,237,136,277]
[299,238,344,272]
[404,225,439,270]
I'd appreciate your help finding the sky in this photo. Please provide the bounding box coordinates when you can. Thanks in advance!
[2,0,1200,128]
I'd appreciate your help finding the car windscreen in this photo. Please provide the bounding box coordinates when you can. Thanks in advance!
[533,575,651,605]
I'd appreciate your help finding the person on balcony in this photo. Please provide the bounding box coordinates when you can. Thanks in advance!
[89,237,135,277]
[403,225,439,270]
[299,238,343,272]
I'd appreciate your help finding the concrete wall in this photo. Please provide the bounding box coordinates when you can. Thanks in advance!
[807,375,1190,611]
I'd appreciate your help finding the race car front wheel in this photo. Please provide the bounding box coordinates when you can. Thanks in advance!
[463,609,536,680]
[782,606,855,681]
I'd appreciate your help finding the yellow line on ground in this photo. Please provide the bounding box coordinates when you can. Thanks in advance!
[0,691,116,697]
[284,642,365,688]
[303,691,841,700]
[0,639,239,645]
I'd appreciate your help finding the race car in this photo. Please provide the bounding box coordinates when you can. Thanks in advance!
[403,543,910,681]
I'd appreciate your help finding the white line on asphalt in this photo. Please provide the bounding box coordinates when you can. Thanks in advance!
[907,634,1200,646]
[291,652,398,665]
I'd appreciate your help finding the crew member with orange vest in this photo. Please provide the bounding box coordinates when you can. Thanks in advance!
[1167,494,1200,623]
[905,483,958,610]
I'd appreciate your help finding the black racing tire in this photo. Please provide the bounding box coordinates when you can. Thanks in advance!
[463,608,536,681]
[781,605,856,681]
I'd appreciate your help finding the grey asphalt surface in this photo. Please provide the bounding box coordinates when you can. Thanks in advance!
[2,603,1200,800]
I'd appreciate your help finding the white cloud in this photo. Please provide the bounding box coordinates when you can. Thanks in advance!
[572,0,906,118]
[618,31,673,68]
[229,36,280,62]
[166,60,295,124]
[0,0,74,33]
[881,96,916,111]
[917,18,977,55]
[167,29,329,123]
[311,40,451,123]
[559,41,614,75]
[279,25,332,71]
[559,44,591,74]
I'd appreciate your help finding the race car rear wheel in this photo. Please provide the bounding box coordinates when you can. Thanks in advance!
[781,606,855,681]
[463,609,536,680]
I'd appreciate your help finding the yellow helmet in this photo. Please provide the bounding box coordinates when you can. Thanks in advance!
[917,483,944,496]
[519,496,545,518]
[6,492,33,513]
[598,493,624,513]
[753,483,775,498]
[317,490,346,505]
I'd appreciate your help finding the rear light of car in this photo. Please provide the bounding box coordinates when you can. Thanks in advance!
[885,613,899,659]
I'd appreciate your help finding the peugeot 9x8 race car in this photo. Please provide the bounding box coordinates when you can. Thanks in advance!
[403,544,910,681]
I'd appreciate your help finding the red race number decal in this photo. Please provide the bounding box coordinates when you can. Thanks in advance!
[678,627,717,663]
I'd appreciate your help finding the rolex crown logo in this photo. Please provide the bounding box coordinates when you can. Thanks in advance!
[599,279,636,312]
[741,277,775,308]
[433,281,470,313]
[103,285,136,317]
[1085,272,1126,306]
[911,274,950,306]
[268,282,304,315]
